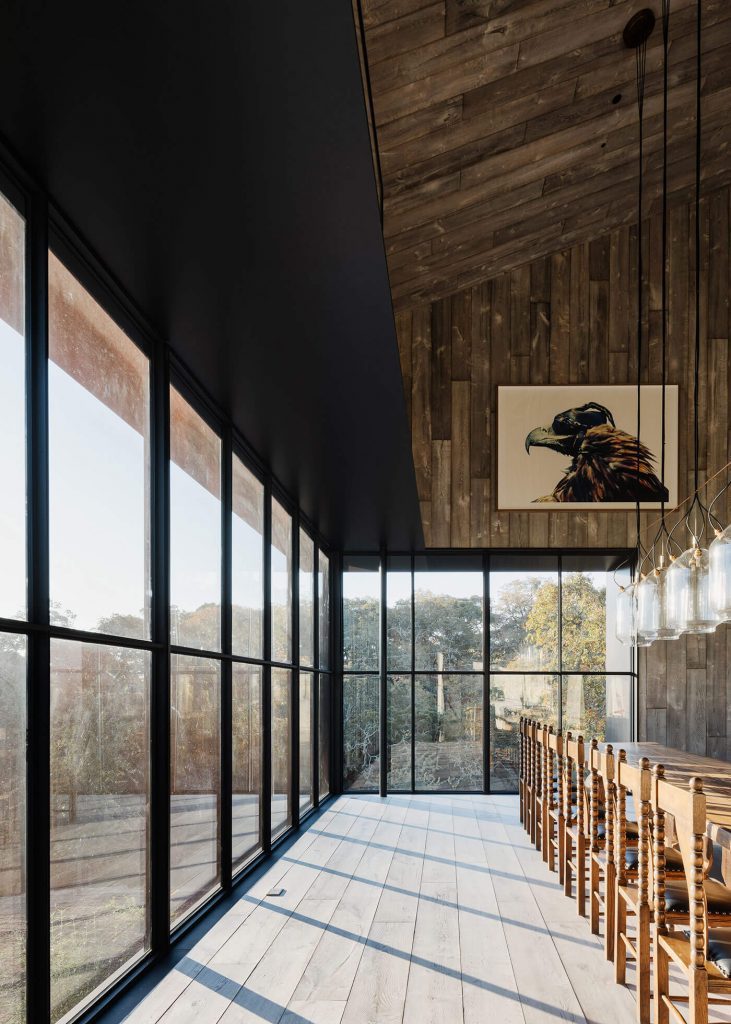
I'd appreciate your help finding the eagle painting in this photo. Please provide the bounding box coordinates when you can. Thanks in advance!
[524,402,669,504]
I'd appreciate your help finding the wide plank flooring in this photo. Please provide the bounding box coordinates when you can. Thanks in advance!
[117,794,640,1024]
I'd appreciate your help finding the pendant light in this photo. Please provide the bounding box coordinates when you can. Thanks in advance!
[708,480,731,622]
[616,580,638,647]
[665,0,718,636]
[624,9,655,647]
[640,0,682,642]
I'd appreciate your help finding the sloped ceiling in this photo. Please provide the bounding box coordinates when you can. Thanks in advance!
[362,0,731,310]
[0,0,424,549]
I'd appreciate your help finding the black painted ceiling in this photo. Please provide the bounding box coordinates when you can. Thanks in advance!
[0,1,423,550]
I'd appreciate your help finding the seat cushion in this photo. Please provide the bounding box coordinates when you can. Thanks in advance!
[685,927,731,978]
[666,878,731,917]
[624,845,684,873]
[597,819,638,840]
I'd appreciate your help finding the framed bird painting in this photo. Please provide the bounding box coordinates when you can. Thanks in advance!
[497,385,679,510]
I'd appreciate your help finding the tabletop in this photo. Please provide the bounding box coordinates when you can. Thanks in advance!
[598,740,731,848]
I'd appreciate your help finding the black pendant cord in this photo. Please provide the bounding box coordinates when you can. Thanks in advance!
[683,0,707,546]
[653,0,674,563]
[635,36,648,569]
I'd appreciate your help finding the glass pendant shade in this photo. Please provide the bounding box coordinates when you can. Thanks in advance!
[709,525,731,622]
[616,583,637,646]
[665,554,690,635]
[636,573,661,642]
[655,565,682,639]
[667,546,718,635]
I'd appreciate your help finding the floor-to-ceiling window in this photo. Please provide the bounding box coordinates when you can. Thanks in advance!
[0,187,27,1024]
[48,255,153,1022]
[342,556,381,790]
[169,388,222,925]
[489,554,633,792]
[0,171,334,1024]
[343,553,634,794]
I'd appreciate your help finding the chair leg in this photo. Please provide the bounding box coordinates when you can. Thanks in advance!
[547,817,556,873]
[614,894,627,984]
[636,904,650,1024]
[564,830,573,898]
[541,800,549,862]
[575,833,586,917]
[604,862,615,962]
[530,792,537,846]
[589,856,600,935]
[653,930,669,1024]
[688,963,708,1024]
[557,815,565,886]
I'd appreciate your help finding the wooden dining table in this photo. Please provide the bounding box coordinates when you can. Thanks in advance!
[598,740,731,850]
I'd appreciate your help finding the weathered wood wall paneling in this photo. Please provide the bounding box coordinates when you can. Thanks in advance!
[396,186,731,759]
[363,0,731,310]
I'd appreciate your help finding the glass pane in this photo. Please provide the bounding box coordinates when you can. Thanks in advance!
[170,388,221,651]
[414,570,482,671]
[343,674,380,790]
[562,570,609,671]
[343,558,380,671]
[387,674,411,791]
[414,675,483,791]
[318,552,330,669]
[606,567,634,673]
[271,668,291,837]
[49,254,150,638]
[50,639,150,1022]
[232,457,264,658]
[170,655,220,925]
[489,673,559,792]
[299,671,313,812]
[271,500,292,664]
[299,531,314,666]
[489,567,558,670]
[0,632,26,1024]
[318,674,330,800]
[387,569,411,671]
[232,665,261,870]
[0,196,26,621]
[562,674,633,743]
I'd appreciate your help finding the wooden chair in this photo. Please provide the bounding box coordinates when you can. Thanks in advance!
[520,720,536,839]
[563,733,587,916]
[547,729,564,880]
[589,739,616,962]
[534,723,551,861]
[519,716,526,827]
[653,772,731,1024]
[614,753,653,1024]
[522,718,533,837]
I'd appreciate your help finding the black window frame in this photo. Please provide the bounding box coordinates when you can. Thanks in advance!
[0,149,335,1024]
[340,549,637,796]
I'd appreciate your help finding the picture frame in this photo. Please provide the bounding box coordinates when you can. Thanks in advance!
[497,384,679,510]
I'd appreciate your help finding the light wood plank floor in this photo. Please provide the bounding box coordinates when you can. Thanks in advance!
[118,794,642,1024]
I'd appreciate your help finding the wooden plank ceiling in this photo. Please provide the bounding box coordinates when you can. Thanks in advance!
[361,0,731,310]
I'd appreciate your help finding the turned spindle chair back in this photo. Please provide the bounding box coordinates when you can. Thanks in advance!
[547,729,564,878]
[527,719,542,845]
[534,723,553,861]
[563,733,588,916]
[520,720,532,839]
[651,773,731,1024]
[613,754,653,1024]
[651,768,731,1024]
[519,717,526,826]
[589,740,617,962]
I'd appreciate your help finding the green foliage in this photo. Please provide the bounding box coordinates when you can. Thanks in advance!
[343,571,611,788]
